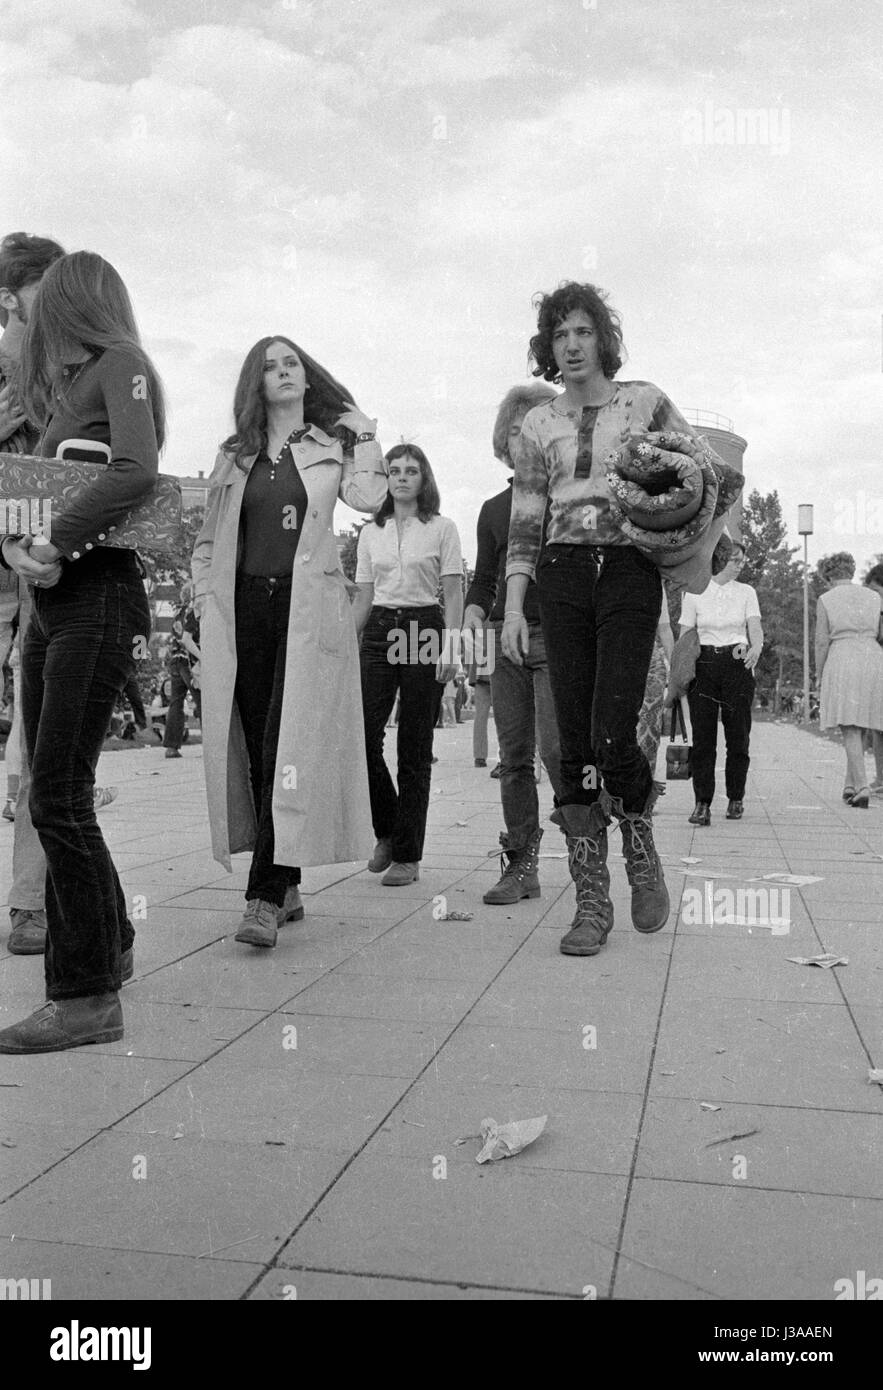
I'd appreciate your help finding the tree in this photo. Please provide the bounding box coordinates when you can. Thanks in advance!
[740,489,787,591]
[740,489,808,705]
[337,522,367,582]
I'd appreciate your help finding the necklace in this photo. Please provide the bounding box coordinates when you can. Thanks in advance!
[267,426,308,481]
[57,357,92,400]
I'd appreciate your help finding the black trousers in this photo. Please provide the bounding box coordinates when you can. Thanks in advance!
[22,550,148,999]
[163,657,201,750]
[537,544,661,813]
[360,605,443,863]
[234,573,300,905]
[688,647,754,803]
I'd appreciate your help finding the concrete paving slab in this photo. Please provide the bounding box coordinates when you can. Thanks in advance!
[278,1153,626,1295]
[0,1131,343,1260]
[635,1096,883,1199]
[665,936,842,1004]
[85,1001,263,1062]
[333,940,517,981]
[433,1019,657,1093]
[247,1268,565,1299]
[615,1179,883,1299]
[469,975,665,1031]
[111,1067,410,1152]
[0,1122,97,1202]
[0,1051,189,1131]
[215,1012,442,1079]
[286,971,486,1025]
[651,998,883,1111]
[0,1236,263,1298]
[128,944,325,1009]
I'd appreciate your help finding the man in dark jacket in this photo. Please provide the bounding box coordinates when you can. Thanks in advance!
[463,383,562,904]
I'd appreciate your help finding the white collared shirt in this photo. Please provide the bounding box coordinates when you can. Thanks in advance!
[680,579,761,646]
[356,514,463,606]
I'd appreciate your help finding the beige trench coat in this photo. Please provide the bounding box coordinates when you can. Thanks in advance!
[191,426,388,871]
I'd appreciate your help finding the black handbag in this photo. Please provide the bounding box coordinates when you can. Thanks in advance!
[666,700,692,780]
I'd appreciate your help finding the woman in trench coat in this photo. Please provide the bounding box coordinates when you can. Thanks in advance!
[191,336,388,948]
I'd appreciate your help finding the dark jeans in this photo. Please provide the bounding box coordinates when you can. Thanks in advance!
[688,647,754,802]
[21,550,149,999]
[163,657,201,750]
[234,573,301,905]
[490,619,562,848]
[123,675,147,728]
[360,605,443,863]
[537,544,661,813]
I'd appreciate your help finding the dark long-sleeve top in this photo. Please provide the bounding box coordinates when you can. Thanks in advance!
[36,346,159,561]
[464,479,541,624]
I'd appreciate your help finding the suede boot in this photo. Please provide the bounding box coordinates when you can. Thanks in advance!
[606,785,670,933]
[278,885,305,923]
[234,899,278,947]
[483,828,542,905]
[0,993,123,1054]
[551,802,613,956]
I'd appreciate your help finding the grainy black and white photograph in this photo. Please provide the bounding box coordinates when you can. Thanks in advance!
[0,0,880,1346]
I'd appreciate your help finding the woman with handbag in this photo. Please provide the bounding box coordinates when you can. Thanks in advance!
[0,251,161,1052]
[192,336,387,946]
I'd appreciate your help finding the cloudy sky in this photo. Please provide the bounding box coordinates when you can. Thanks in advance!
[2,0,880,569]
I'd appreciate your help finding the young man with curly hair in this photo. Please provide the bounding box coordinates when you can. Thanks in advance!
[504,281,732,956]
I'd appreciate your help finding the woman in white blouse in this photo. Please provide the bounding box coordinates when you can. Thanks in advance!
[353,445,463,885]
[678,541,763,826]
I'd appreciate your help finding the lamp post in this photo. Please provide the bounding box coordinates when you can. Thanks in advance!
[798,505,814,726]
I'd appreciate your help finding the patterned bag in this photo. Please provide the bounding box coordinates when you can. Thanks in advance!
[0,451,183,554]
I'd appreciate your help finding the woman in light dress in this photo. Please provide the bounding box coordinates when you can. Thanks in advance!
[815,551,883,808]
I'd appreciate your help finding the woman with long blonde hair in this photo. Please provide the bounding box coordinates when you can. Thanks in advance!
[0,251,162,1052]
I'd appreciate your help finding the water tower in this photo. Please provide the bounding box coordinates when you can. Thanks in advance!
[683,410,747,539]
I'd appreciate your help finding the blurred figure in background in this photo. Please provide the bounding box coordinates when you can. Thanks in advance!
[816,552,883,808]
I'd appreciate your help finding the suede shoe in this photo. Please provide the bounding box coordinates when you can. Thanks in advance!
[234,899,278,947]
[0,993,123,1054]
[382,861,419,886]
[8,908,47,955]
[725,799,744,819]
[367,838,393,873]
[483,829,542,905]
[688,801,711,826]
[278,886,305,924]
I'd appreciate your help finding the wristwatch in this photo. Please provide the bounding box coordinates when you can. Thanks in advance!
[355,432,376,443]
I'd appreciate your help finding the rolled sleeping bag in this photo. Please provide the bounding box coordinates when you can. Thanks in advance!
[606,430,744,593]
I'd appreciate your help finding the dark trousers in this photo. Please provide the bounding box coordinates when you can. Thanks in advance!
[360,605,443,863]
[688,648,754,802]
[123,675,147,727]
[537,544,661,813]
[163,658,201,750]
[234,574,300,905]
[490,619,562,847]
[21,551,149,999]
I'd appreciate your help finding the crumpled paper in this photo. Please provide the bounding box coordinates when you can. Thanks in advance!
[786,953,848,969]
[867,1069,883,1087]
[474,1115,548,1164]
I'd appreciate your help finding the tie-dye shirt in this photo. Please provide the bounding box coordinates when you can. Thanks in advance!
[506,381,701,581]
